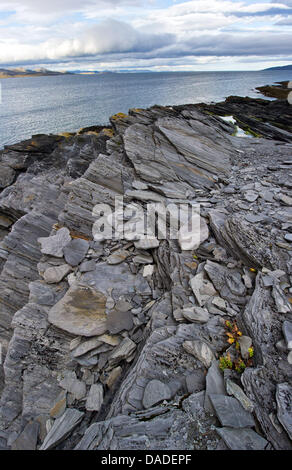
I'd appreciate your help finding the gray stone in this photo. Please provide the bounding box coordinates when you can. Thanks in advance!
[216,427,268,450]
[278,194,292,206]
[38,227,71,258]
[225,379,254,412]
[11,421,40,450]
[79,259,96,272]
[134,238,160,250]
[244,190,258,202]
[106,310,134,334]
[282,321,292,350]
[63,238,89,266]
[133,254,153,264]
[204,361,225,413]
[43,264,71,284]
[212,297,227,312]
[183,340,215,369]
[40,408,84,450]
[185,372,206,393]
[143,264,154,277]
[71,337,102,358]
[245,214,265,223]
[108,338,136,366]
[50,391,67,419]
[181,306,210,324]
[238,335,252,360]
[142,379,172,409]
[284,233,292,243]
[209,394,255,428]
[48,284,107,337]
[59,371,86,400]
[276,383,292,440]
[190,271,217,307]
[260,190,274,202]
[0,163,16,188]
[106,366,123,389]
[86,383,104,412]
[178,216,209,251]
[107,249,130,265]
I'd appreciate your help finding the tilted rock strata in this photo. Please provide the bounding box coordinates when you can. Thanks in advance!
[0,98,291,450]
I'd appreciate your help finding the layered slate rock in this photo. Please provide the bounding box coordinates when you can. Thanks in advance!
[142,380,172,409]
[276,383,292,440]
[209,394,255,428]
[0,97,292,451]
[40,408,84,450]
[216,427,269,450]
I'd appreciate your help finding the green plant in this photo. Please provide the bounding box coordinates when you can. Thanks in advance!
[219,352,233,371]
[219,321,254,375]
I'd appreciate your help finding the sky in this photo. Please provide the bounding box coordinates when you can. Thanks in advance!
[0,0,291,71]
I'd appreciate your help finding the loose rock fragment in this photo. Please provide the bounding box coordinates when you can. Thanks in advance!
[86,384,104,412]
[276,383,292,440]
[142,379,172,409]
[43,264,71,284]
[38,227,71,258]
[209,394,255,428]
[48,285,107,336]
[63,238,89,266]
[40,409,84,450]
[181,306,210,324]
[216,427,268,450]
[183,340,215,368]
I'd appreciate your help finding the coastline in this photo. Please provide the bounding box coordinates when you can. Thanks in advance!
[0,86,291,451]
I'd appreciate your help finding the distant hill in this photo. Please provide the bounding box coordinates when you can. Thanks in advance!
[0,68,72,79]
[263,64,292,71]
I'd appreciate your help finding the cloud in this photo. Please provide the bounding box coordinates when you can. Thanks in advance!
[0,19,175,64]
[0,0,143,14]
[0,0,292,70]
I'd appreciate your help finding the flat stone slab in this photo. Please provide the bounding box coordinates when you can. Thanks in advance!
[226,379,254,412]
[276,383,292,440]
[38,227,71,258]
[182,306,209,324]
[86,383,104,412]
[71,337,103,358]
[59,371,86,400]
[216,427,268,450]
[204,361,225,413]
[107,249,130,265]
[48,284,107,337]
[142,379,172,409]
[183,340,215,369]
[108,337,136,367]
[106,310,133,334]
[0,163,16,188]
[43,264,71,284]
[63,238,89,266]
[11,421,39,450]
[209,394,255,428]
[40,408,84,450]
[178,216,209,251]
[282,321,292,350]
[134,238,160,250]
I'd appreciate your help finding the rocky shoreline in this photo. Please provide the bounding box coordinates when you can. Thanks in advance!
[0,92,291,451]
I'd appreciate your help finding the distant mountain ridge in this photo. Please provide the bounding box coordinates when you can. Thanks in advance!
[0,68,71,78]
[263,64,292,71]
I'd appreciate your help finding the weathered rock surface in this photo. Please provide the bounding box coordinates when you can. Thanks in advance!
[0,95,292,451]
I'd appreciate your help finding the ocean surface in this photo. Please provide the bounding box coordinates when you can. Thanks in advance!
[0,70,291,149]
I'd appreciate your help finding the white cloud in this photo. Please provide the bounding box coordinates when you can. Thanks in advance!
[0,19,174,64]
[0,0,291,69]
